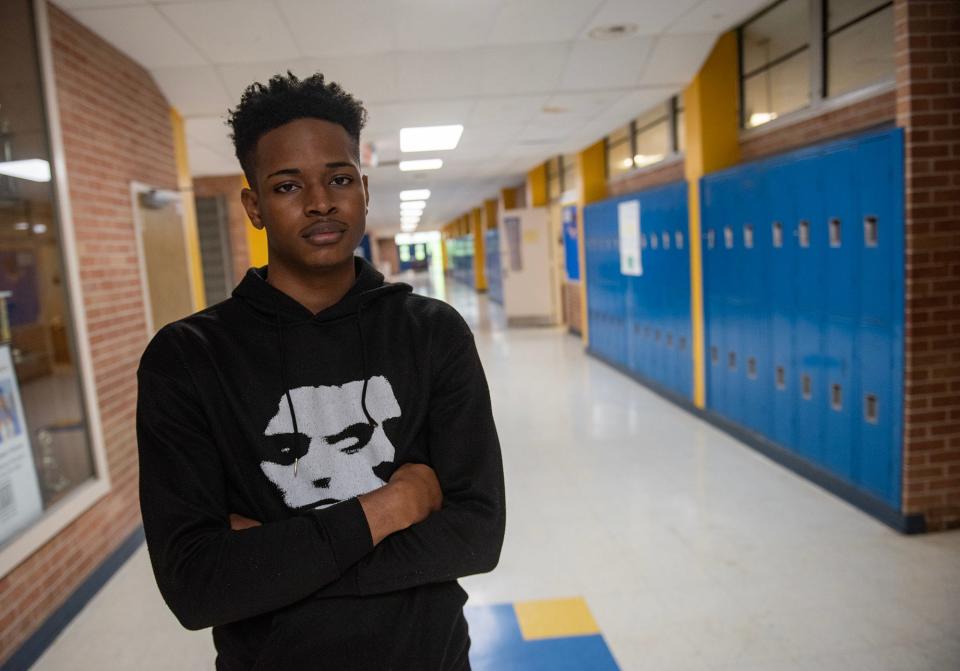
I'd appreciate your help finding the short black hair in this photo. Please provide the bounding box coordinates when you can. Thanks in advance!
[227,72,367,185]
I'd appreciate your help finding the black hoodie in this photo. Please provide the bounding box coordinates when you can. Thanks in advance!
[136,257,506,670]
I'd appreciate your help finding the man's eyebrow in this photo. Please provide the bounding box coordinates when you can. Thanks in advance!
[265,162,356,180]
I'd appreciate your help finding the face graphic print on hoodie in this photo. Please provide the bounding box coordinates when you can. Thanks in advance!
[260,375,401,511]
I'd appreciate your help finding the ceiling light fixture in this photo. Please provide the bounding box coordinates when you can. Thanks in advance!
[400,215,421,225]
[400,200,427,211]
[401,222,419,232]
[399,189,431,201]
[400,125,463,152]
[399,159,443,171]
[588,23,638,40]
[0,158,51,182]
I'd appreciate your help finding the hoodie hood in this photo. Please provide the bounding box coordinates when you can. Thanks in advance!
[232,255,412,325]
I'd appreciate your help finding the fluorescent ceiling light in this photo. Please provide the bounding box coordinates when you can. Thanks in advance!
[396,231,440,245]
[400,214,421,223]
[0,158,51,182]
[400,125,463,152]
[400,222,419,232]
[399,189,431,201]
[400,200,427,211]
[399,159,443,172]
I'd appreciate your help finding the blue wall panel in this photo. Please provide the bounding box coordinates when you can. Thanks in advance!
[701,127,904,510]
[585,181,690,400]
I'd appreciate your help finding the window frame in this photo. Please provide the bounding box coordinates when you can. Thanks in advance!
[603,96,684,181]
[737,0,896,132]
[1,0,113,579]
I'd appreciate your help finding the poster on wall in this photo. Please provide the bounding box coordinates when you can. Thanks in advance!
[562,205,579,281]
[0,344,43,547]
[618,199,642,276]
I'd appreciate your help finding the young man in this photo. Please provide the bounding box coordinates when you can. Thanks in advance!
[136,73,505,670]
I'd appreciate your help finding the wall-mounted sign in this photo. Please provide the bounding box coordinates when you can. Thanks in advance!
[618,199,642,276]
[0,344,43,547]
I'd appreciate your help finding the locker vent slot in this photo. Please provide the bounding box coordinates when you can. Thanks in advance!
[707,229,715,249]
[666,333,673,347]
[651,234,659,249]
[864,216,878,247]
[679,337,687,351]
[865,394,878,423]
[641,234,647,249]
[773,221,783,248]
[676,231,684,249]
[802,374,812,399]
[747,357,757,379]
[711,346,718,364]
[662,232,670,249]
[829,218,842,247]
[728,351,736,370]
[724,226,734,249]
[743,224,754,248]
[831,383,842,410]
[776,366,786,389]
[798,220,810,248]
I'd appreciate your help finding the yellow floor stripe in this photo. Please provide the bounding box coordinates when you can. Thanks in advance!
[513,597,600,641]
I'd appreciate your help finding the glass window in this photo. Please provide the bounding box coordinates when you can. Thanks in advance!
[606,125,633,178]
[741,0,811,128]
[0,0,96,550]
[633,104,670,168]
[674,99,686,153]
[561,154,577,196]
[546,156,562,201]
[826,1,894,97]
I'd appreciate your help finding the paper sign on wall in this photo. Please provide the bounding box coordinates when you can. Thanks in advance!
[618,199,642,276]
[0,344,43,547]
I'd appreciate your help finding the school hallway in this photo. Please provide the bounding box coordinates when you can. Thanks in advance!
[24,272,960,671]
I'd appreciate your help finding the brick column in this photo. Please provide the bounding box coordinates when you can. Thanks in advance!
[895,0,960,531]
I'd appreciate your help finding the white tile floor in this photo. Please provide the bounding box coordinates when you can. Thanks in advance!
[31,272,960,671]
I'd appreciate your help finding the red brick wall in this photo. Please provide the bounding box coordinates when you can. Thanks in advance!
[194,175,251,283]
[739,89,896,161]
[607,159,685,197]
[895,0,960,531]
[0,5,176,663]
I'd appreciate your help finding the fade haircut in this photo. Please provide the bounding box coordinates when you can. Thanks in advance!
[227,72,367,186]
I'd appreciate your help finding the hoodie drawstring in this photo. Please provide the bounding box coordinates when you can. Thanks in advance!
[274,299,302,477]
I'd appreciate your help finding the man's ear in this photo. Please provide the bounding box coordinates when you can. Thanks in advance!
[241,186,264,230]
[362,174,370,213]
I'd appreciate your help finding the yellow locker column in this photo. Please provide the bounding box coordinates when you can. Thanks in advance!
[169,107,206,311]
[242,174,269,268]
[439,226,449,271]
[575,140,606,346]
[471,207,486,291]
[683,31,741,408]
[526,164,548,207]
[500,186,518,211]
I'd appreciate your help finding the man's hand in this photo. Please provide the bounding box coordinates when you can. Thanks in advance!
[359,463,442,546]
[229,513,262,530]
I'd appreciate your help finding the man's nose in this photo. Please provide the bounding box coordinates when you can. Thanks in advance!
[304,183,335,216]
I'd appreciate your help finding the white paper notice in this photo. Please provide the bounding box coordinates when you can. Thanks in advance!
[618,199,642,276]
[0,344,43,547]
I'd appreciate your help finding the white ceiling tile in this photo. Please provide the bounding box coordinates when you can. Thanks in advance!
[468,96,549,126]
[670,0,769,33]
[216,60,317,103]
[364,100,476,135]
[56,0,147,7]
[639,34,715,86]
[70,6,207,67]
[186,140,240,177]
[488,0,603,45]
[542,90,626,118]
[560,35,655,91]
[305,54,399,105]
[481,43,570,96]
[185,117,236,157]
[152,66,232,117]
[393,0,503,52]
[157,0,300,65]
[585,0,701,36]
[396,50,484,102]
[276,0,398,57]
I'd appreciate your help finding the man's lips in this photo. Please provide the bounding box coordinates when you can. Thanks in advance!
[301,220,347,244]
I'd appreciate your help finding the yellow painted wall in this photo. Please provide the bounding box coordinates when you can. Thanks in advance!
[471,207,486,291]
[526,164,548,207]
[683,31,741,408]
[169,108,206,311]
